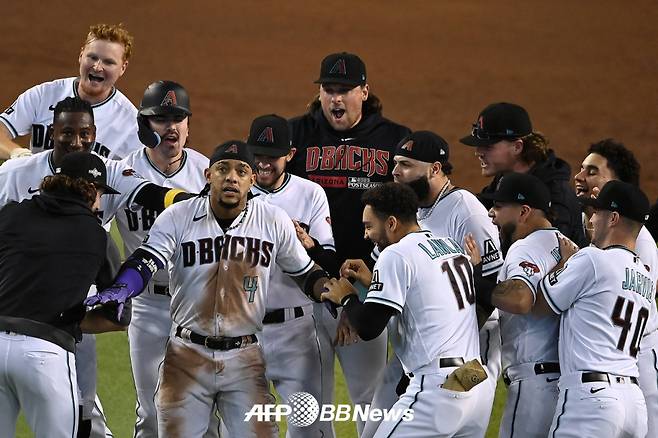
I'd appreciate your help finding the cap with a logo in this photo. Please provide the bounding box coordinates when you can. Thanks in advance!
[460,102,532,147]
[580,180,650,223]
[209,140,255,170]
[395,131,449,164]
[315,52,367,87]
[480,172,550,213]
[139,80,192,117]
[247,114,291,157]
[56,152,119,195]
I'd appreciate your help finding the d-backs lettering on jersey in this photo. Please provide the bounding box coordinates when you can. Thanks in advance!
[417,188,503,277]
[140,196,313,338]
[304,145,389,187]
[0,151,148,225]
[0,77,139,159]
[540,246,654,377]
[497,229,566,371]
[251,173,335,309]
[365,231,480,374]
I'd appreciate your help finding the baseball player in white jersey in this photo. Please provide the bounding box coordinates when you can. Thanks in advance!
[0,24,138,160]
[323,182,494,437]
[520,180,652,438]
[363,131,501,438]
[248,114,336,437]
[115,81,221,438]
[574,138,658,436]
[473,172,568,437]
[0,96,198,437]
[85,141,336,438]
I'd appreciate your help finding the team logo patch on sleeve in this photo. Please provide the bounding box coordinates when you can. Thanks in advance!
[548,266,565,285]
[519,261,540,277]
[481,239,501,264]
[122,168,142,178]
[369,270,383,292]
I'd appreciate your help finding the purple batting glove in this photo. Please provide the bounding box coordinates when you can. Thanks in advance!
[84,284,133,321]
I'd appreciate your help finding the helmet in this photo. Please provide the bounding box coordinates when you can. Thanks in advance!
[139,80,191,117]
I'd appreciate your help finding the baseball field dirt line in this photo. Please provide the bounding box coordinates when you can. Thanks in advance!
[14,330,507,437]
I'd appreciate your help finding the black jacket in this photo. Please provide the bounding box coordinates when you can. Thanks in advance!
[480,150,587,247]
[288,100,411,264]
[0,191,106,344]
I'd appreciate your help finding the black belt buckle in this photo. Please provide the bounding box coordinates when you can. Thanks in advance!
[439,357,465,368]
[153,285,170,296]
[534,362,560,375]
[582,372,610,384]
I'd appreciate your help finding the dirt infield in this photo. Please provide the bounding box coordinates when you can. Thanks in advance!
[2,1,657,198]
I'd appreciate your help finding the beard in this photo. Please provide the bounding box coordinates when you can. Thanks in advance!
[499,222,517,256]
[405,175,431,204]
[218,198,240,209]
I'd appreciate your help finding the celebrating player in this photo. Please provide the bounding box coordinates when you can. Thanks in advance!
[248,114,336,437]
[0,23,139,160]
[322,182,495,437]
[472,172,569,437]
[460,102,587,247]
[288,52,410,434]
[510,180,652,437]
[85,141,335,438]
[573,138,658,436]
[362,131,502,437]
[0,152,125,438]
[115,81,219,438]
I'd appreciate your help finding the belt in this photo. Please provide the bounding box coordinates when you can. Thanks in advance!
[504,362,560,385]
[581,372,638,385]
[175,326,257,351]
[263,306,304,324]
[153,285,170,296]
[409,357,465,377]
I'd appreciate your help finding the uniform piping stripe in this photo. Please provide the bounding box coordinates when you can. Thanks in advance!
[364,296,403,313]
[482,329,491,365]
[321,243,336,250]
[0,115,18,138]
[539,280,562,314]
[73,79,117,108]
[128,181,152,212]
[283,258,314,276]
[552,388,568,437]
[510,379,522,437]
[653,348,658,379]
[67,352,76,438]
[386,375,424,437]
[144,149,188,179]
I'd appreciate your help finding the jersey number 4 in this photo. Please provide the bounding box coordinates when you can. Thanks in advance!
[441,255,476,310]
[243,276,258,303]
[611,296,649,358]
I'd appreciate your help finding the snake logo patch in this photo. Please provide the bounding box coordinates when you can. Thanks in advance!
[329,58,347,75]
[161,90,177,107]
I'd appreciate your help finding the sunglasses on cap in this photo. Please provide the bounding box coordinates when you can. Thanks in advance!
[470,124,520,141]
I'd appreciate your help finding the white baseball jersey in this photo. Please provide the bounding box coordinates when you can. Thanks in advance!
[418,188,503,276]
[365,231,480,374]
[140,196,314,337]
[117,147,209,262]
[497,228,563,370]
[540,245,655,376]
[0,150,148,225]
[251,173,335,310]
[0,77,139,159]
[636,226,658,337]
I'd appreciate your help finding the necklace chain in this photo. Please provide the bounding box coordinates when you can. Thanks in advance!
[417,179,451,221]
[219,200,250,232]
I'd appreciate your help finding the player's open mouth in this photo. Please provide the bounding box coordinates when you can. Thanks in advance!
[575,186,588,196]
[164,134,178,142]
[88,74,104,83]
[257,167,272,176]
[331,109,345,120]
[222,187,239,193]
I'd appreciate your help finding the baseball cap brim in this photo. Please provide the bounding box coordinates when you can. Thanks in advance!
[459,134,501,147]
[578,195,603,209]
[249,145,290,158]
[314,78,364,87]
[95,182,120,195]
[141,106,192,117]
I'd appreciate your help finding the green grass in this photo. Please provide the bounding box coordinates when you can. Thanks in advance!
[14,224,507,437]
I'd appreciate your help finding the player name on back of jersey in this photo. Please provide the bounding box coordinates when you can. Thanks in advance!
[180,234,273,268]
[622,267,655,300]
[417,236,463,260]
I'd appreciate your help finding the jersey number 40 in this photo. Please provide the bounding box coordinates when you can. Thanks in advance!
[611,296,649,358]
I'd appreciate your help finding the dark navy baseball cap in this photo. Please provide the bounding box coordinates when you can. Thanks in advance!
[315,52,367,87]
[209,140,256,170]
[460,102,532,147]
[247,114,292,158]
[56,152,119,195]
[580,180,650,223]
[395,131,450,164]
[480,172,551,213]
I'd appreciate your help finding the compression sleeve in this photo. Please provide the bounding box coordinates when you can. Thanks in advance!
[133,183,195,213]
[342,296,397,341]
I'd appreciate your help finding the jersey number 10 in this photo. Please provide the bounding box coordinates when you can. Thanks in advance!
[441,255,476,310]
[611,296,649,358]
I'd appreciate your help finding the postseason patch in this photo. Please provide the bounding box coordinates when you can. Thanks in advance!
[548,266,565,285]
[519,261,540,277]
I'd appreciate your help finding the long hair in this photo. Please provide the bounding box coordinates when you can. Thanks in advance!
[519,132,550,165]
[40,174,97,206]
